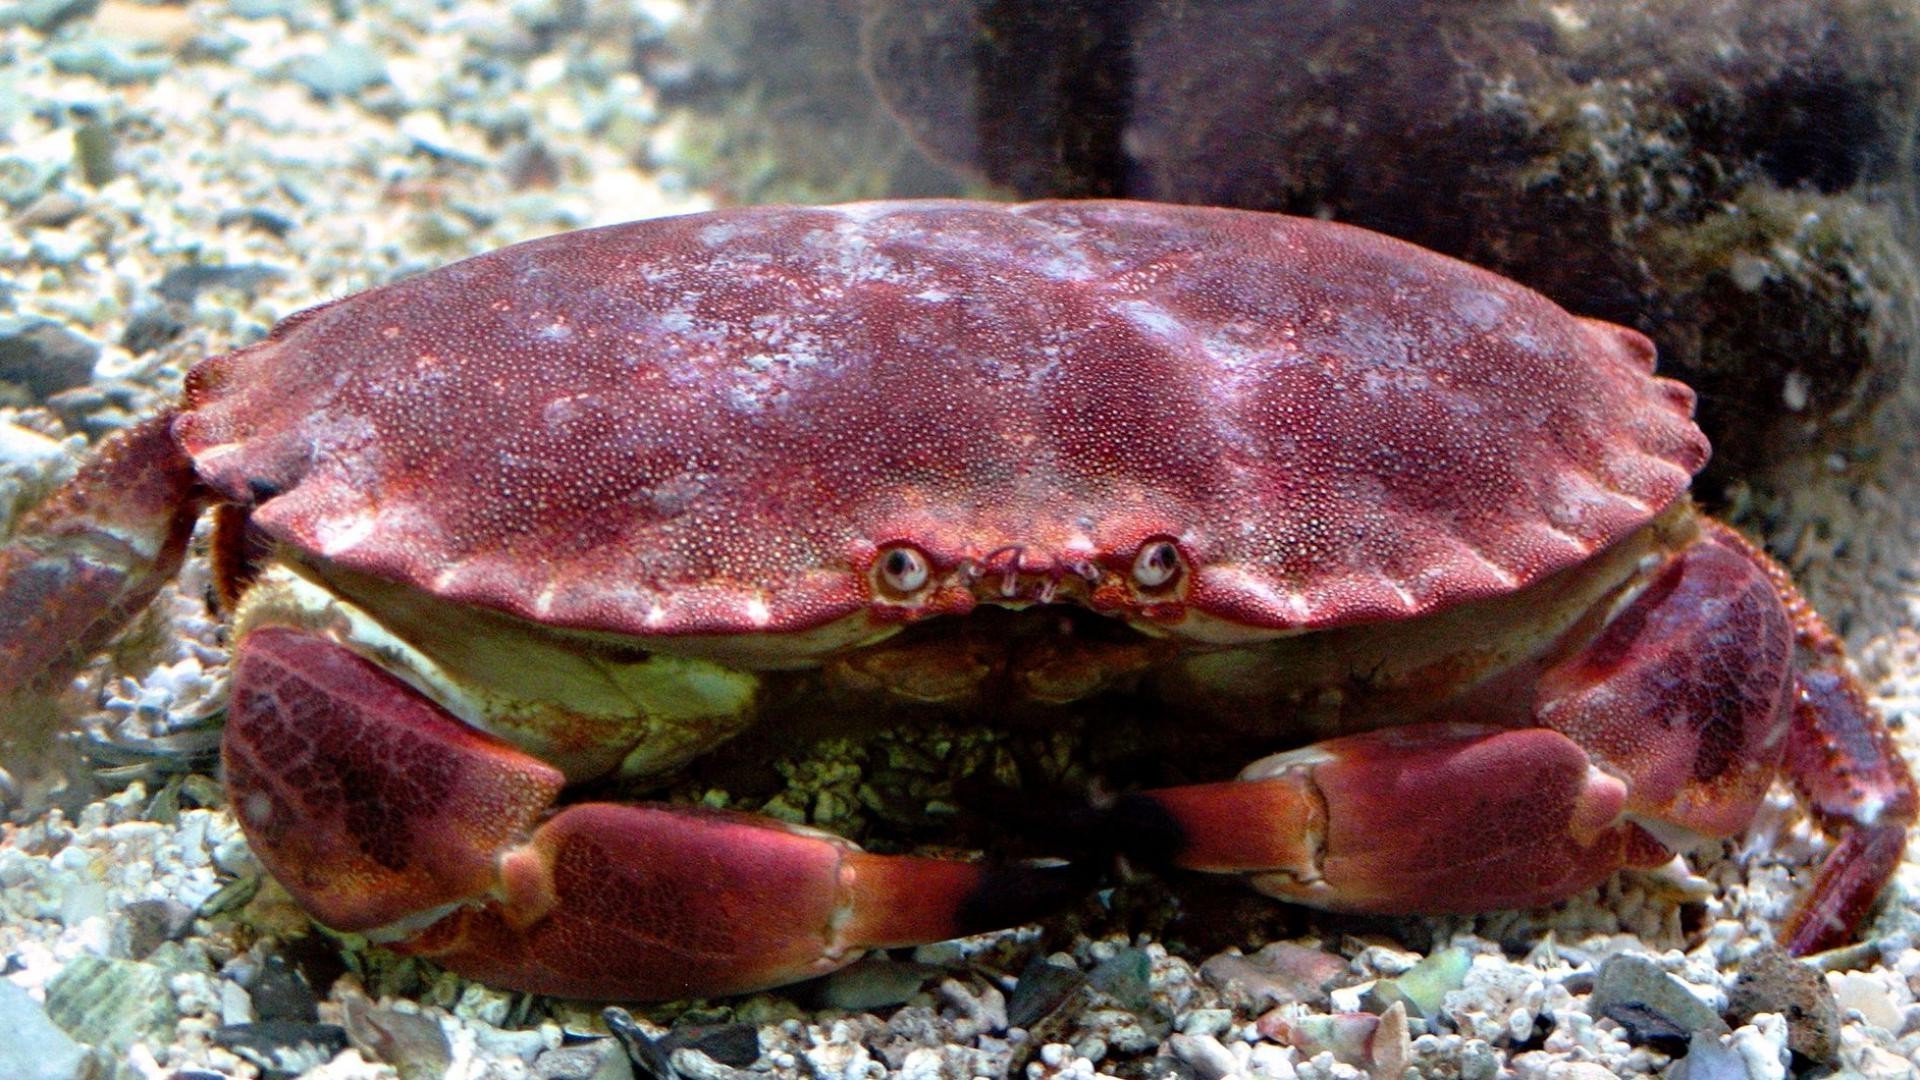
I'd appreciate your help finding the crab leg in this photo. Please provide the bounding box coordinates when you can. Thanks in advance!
[224,626,1071,1000]
[0,415,202,774]
[1719,522,1920,954]
[1112,525,1910,951]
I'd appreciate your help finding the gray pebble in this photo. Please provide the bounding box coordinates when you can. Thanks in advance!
[156,263,286,305]
[48,40,172,85]
[534,1041,635,1080]
[0,0,96,33]
[12,191,85,229]
[0,979,87,1080]
[288,41,388,99]
[1590,955,1730,1054]
[1667,1031,1754,1080]
[0,316,97,399]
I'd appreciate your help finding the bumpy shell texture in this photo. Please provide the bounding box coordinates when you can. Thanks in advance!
[177,200,1707,638]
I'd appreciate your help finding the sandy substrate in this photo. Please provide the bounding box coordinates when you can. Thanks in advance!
[2,2,1920,1078]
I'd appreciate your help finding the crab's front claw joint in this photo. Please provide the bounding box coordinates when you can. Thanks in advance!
[1110,724,1670,914]
[226,626,1074,1000]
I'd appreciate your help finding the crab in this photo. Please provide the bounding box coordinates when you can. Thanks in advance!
[0,200,1912,1001]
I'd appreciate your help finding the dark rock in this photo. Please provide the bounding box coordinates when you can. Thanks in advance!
[119,301,185,356]
[1726,945,1840,1068]
[216,207,296,237]
[603,1007,675,1080]
[0,316,97,398]
[1006,957,1086,1029]
[213,1021,350,1080]
[1088,947,1157,1015]
[122,897,195,959]
[244,954,319,1023]
[156,263,286,304]
[661,1023,760,1067]
[1113,1057,1197,1080]
[1590,955,1730,1055]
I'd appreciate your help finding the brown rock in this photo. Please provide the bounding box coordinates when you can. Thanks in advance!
[1726,945,1840,1067]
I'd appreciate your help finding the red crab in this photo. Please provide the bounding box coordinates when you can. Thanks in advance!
[0,200,1910,1000]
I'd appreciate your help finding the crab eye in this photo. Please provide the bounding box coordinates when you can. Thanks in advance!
[1131,540,1184,590]
[875,545,931,595]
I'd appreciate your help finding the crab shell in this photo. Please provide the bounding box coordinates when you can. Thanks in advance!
[177,200,1706,650]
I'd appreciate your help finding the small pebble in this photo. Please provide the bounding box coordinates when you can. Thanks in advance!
[1827,970,1904,1031]
[1168,1033,1238,1080]
[122,898,194,959]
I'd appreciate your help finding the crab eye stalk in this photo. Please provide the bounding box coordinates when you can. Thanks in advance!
[1132,540,1184,590]
[875,544,931,596]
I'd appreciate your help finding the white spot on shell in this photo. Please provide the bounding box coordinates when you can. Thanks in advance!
[743,598,772,627]
[314,512,376,556]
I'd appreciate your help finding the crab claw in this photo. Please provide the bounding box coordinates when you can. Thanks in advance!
[399,804,1072,999]
[224,626,1074,1000]
[1109,724,1669,913]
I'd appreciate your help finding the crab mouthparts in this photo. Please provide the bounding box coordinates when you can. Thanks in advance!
[960,546,1104,606]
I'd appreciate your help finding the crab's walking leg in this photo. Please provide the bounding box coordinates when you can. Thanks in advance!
[0,415,202,769]
[225,626,1073,1000]
[1719,522,1919,955]
[1111,524,1908,950]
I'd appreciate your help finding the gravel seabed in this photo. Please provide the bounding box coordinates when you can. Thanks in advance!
[3,3,1920,1078]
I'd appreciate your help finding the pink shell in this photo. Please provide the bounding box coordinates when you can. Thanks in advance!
[177,200,1707,637]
